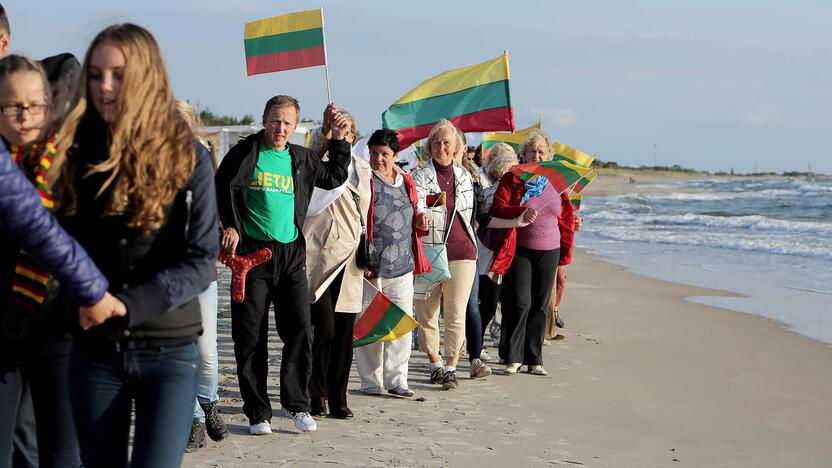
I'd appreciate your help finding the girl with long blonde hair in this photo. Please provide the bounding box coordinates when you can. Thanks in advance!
[56,24,218,468]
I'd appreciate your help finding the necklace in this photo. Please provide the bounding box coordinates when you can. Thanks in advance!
[435,164,454,187]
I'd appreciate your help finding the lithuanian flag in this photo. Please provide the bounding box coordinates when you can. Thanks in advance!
[511,159,594,195]
[382,53,514,149]
[551,142,595,168]
[244,9,326,76]
[481,120,541,159]
[353,291,419,348]
[570,170,597,194]
[569,192,582,210]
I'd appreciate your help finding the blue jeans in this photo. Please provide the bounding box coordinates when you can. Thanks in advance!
[70,342,197,468]
[0,333,79,468]
[194,281,219,420]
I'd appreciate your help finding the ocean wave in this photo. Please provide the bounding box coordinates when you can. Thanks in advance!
[587,210,832,235]
[584,225,832,261]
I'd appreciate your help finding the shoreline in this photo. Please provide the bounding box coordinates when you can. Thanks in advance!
[185,249,832,467]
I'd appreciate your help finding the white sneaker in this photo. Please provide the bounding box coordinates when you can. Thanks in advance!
[287,411,317,432]
[504,362,521,374]
[529,365,548,376]
[479,349,492,362]
[249,420,272,435]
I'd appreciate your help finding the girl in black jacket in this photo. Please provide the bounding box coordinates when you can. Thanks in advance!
[53,24,218,468]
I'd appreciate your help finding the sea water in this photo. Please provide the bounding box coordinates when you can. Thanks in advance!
[578,177,832,344]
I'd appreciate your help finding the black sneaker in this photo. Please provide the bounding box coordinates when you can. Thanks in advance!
[442,370,459,390]
[555,316,566,329]
[199,401,229,442]
[185,418,206,453]
[429,366,444,384]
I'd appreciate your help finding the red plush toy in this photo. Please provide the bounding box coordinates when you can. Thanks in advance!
[218,248,273,303]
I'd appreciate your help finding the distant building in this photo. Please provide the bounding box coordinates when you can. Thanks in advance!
[201,122,321,163]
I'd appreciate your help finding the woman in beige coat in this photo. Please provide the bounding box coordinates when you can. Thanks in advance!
[304,105,371,419]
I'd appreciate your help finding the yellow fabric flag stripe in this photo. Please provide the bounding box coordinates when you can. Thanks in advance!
[552,142,595,167]
[393,54,509,106]
[376,314,420,343]
[244,9,322,40]
[483,121,542,146]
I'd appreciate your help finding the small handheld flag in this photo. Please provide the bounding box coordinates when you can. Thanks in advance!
[353,289,420,348]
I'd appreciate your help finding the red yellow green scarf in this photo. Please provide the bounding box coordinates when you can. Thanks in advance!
[9,139,57,311]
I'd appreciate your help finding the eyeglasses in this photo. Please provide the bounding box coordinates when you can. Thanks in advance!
[0,103,50,117]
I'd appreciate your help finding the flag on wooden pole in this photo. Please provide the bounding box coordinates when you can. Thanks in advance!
[244,9,326,76]
[382,53,514,149]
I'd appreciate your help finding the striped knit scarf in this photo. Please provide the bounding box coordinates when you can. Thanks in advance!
[9,139,57,312]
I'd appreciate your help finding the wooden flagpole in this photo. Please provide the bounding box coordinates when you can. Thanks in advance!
[320,6,333,103]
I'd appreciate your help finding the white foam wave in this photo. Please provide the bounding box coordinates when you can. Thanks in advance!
[588,210,832,236]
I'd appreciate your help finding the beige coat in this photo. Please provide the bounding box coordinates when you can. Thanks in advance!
[303,155,372,313]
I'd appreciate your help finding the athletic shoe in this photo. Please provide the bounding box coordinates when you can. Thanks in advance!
[429,367,444,384]
[361,386,382,396]
[287,411,317,432]
[469,358,492,379]
[199,400,229,442]
[442,370,459,390]
[504,362,521,374]
[388,387,415,397]
[555,316,565,329]
[249,420,272,435]
[185,419,206,452]
[529,365,548,376]
[479,349,492,362]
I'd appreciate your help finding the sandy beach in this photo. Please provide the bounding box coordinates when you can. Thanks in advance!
[184,175,832,467]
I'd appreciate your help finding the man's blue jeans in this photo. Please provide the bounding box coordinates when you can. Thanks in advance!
[70,342,197,468]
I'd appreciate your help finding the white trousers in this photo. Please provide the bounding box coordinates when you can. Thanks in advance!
[354,272,414,391]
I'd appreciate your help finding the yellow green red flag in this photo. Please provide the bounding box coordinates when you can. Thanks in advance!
[481,119,542,159]
[551,142,595,168]
[244,9,326,76]
[382,53,514,148]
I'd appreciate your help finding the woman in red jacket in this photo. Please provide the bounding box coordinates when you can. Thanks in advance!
[489,130,574,376]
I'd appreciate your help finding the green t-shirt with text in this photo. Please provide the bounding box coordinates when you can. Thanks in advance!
[242,142,297,243]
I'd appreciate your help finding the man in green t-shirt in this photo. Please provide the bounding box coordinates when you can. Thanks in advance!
[215,95,352,435]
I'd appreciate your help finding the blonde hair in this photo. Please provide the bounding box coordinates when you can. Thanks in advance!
[175,99,197,131]
[520,129,551,161]
[426,118,464,159]
[56,23,195,234]
[484,142,518,182]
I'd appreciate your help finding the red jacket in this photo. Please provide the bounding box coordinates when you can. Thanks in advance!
[366,171,432,275]
[487,172,575,275]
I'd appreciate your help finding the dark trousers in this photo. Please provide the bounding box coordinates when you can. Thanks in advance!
[499,246,559,365]
[0,334,79,468]
[69,342,197,468]
[309,271,356,411]
[478,274,502,352]
[231,239,312,424]
[465,272,483,361]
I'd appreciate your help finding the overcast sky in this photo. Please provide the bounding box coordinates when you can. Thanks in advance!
[7,0,832,173]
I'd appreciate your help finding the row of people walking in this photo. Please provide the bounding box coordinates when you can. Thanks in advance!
[0,15,576,468]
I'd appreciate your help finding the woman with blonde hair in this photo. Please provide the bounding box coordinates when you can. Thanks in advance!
[55,24,218,467]
[488,130,574,375]
[412,119,478,390]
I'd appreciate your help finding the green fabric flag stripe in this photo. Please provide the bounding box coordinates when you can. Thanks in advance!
[382,80,510,130]
[352,311,406,347]
[244,28,324,58]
